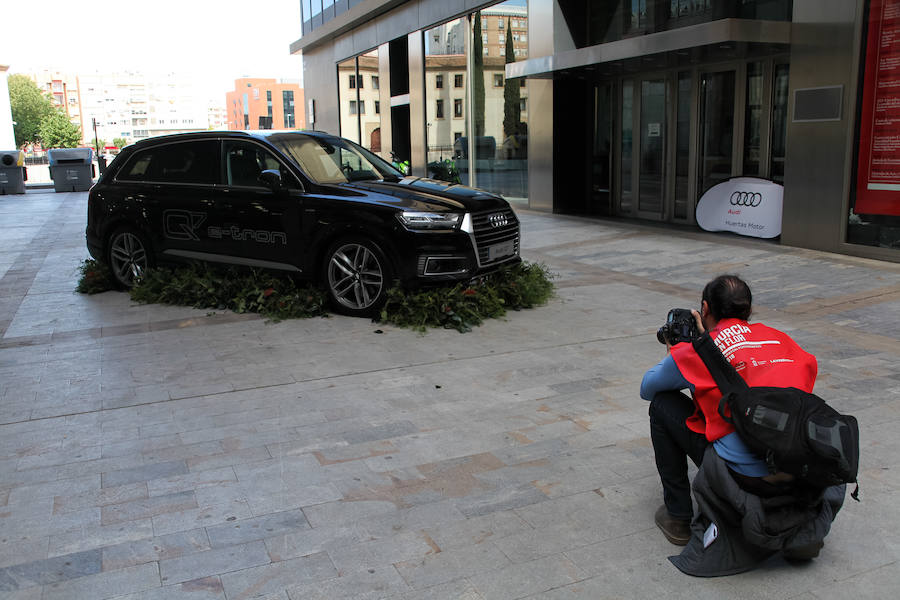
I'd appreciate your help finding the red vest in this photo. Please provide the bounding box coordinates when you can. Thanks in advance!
[670,318,818,442]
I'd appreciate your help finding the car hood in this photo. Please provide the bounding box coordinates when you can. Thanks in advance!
[336,177,511,212]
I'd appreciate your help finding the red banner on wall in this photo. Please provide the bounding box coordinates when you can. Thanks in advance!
[857,0,900,216]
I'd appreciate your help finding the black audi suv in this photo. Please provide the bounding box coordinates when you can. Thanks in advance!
[86,130,520,315]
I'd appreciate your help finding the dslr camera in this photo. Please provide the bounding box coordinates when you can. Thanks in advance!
[657,308,699,346]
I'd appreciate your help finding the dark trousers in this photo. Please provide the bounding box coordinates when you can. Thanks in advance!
[649,391,709,520]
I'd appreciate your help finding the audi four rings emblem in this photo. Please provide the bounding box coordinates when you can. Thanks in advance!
[489,213,509,228]
[730,191,762,207]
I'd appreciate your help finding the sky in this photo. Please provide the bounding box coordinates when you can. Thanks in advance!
[1,0,303,100]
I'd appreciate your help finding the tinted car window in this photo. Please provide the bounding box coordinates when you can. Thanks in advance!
[118,140,219,184]
[224,140,291,187]
[274,135,400,184]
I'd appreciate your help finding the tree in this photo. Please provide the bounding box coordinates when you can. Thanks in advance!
[113,137,128,149]
[39,110,82,148]
[472,11,485,138]
[502,17,521,141]
[8,74,54,147]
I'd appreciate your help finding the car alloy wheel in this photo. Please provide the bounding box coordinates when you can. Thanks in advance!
[326,240,389,314]
[108,229,150,288]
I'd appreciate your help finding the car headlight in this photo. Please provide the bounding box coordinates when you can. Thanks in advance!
[397,211,462,230]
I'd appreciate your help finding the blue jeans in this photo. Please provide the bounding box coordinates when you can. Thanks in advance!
[649,391,709,520]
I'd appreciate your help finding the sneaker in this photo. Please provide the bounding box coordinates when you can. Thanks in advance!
[655,505,691,546]
[783,541,824,561]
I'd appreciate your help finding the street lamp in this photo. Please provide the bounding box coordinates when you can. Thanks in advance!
[92,117,105,174]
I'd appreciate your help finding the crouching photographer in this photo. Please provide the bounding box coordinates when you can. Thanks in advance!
[639,274,846,575]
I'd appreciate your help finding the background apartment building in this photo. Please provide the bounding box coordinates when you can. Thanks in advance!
[27,69,82,125]
[78,72,214,146]
[225,78,305,130]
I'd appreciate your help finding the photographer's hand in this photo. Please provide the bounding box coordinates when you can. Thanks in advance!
[691,309,706,336]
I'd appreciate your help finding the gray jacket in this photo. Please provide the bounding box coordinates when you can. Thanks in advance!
[669,446,845,577]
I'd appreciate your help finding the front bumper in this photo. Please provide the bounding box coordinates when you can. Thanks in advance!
[400,206,521,283]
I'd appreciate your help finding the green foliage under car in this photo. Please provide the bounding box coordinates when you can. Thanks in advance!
[76,259,555,333]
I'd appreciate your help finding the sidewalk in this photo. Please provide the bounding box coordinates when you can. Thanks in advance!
[0,189,898,599]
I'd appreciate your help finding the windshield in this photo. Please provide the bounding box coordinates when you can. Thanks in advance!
[273,135,402,185]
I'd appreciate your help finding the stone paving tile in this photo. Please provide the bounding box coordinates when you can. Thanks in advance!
[398,578,484,600]
[145,467,237,498]
[327,529,441,573]
[0,548,100,592]
[264,522,369,563]
[52,482,149,515]
[8,475,100,506]
[218,552,337,599]
[41,562,161,600]
[468,554,586,600]
[151,499,254,538]
[285,564,411,599]
[454,483,549,518]
[159,540,271,586]
[184,446,273,472]
[101,529,211,571]
[394,542,513,591]
[0,535,49,570]
[205,509,310,548]
[102,461,190,489]
[108,575,227,600]
[48,519,155,558]
[101,490,198,525]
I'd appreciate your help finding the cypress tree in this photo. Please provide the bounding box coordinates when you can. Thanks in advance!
[502,17,521,140]
[472,11,485,138]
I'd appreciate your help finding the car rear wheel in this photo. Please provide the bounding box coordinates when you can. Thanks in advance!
[324,237,393,316]
[108,227,153,288]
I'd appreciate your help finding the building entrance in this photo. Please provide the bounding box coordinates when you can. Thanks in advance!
[610,57,788,226]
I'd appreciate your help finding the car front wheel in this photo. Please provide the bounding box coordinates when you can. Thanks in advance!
[324,237,393,316]
[108,227,152,288]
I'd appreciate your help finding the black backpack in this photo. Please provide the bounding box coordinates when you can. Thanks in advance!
[692,333,860,500]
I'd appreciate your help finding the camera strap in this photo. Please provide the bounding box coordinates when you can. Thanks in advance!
[692,333,749,422]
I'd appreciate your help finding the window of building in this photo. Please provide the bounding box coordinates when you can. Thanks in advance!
[454,98,463,118]
[372,75,379,89]
[349,100,358,115]
[436,74,444,89]
[436,99,444,119]
[283,90,295,127]
[493,74,504,87]
[498,18,504,29]
[520,99,527,111]
[375,101,380,114]
[454,74,463,88]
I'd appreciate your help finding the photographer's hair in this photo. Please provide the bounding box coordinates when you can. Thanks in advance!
[702,275,752,321]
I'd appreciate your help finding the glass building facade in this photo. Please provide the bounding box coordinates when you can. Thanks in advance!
[293,0,900,262]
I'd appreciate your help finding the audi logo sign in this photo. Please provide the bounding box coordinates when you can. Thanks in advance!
[489,213,509,228]
[696,177,783,239]
[730,191,762,207]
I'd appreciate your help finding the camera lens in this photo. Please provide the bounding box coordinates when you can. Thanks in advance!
[656,326,668,345]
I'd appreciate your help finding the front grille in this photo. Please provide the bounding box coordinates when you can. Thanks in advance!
[471,208,520,266]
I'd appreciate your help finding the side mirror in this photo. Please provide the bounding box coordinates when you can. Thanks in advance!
[259,169,283,191]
